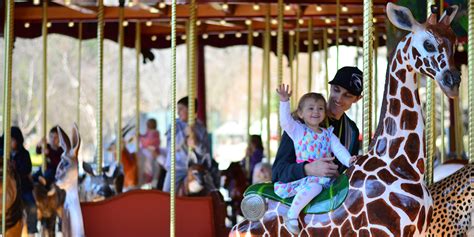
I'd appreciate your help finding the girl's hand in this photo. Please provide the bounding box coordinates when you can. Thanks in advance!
[349,155,358,165]
[276,84,292,102]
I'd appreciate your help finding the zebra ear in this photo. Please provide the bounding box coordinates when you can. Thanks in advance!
[386,2,422,32]
[439,5,458,25]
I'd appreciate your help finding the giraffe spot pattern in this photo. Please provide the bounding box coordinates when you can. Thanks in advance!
[423,58,430,68]
[349,170,366,188]
[414,89,421,105]
[396,50,403,64]
[384,117,397,136]
[403,37,411,53]
[358,228,370,237]
[389,192,421,222]
[407,64,413,72]
[401,183,424,199]
[367,199,401,236]
[416,158,424,174]
[440,60,446,69]
[329,205,349,226]
[403,225,417,237]
[427,68,436,77]
[389,75,399,96]
[375,138,387,157]
[390,155,420,181]
[365,175,386,198]
[389,137,405,158]
[308,226,331,236]
[430,56,439,71]
[346,189,364,215]
[395,69,406,83]
[341,219,357,236]
[377,168,398,185]
[351,211,368,230]
[404,133,420,163]
[400,87,414,108]
[389,98,401,116]
[329,228,340,237]
[400,110,418,130]
[415,58,423,69]
[363,157,386,172]
[417,206,426,232]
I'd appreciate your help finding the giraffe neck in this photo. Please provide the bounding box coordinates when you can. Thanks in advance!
[370,35,425,180]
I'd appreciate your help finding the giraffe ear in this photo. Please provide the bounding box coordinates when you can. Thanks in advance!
[57,125,71,153]
[439,5,458,25]
[71,123,81,159]
[386,2,422,32]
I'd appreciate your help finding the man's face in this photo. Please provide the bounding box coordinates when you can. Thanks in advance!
[177,104,188,122]
[328,85,361,116]
[50,132,59,147]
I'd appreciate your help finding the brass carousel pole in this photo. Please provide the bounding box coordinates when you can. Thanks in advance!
[295,8,300,107]
[188,0,197,134]
[425,0,435,185]
[116,1,125,164]
[440,0,446,163]
[336,0,340,68]
[77,22,82,129]
[324,29,328,98]
[265,5,271,160]
[97,0,105,173]
[135,22,141,164]
[170,0,178,234]
[2,0,14,234]
[307,19,313,92]
[277,0,284,140]
[246,24,253,176]
[374,27,379,132]
[41,0,48,173]
[289,31,294,110]
[362,0,373,153]
[469,0,474,163]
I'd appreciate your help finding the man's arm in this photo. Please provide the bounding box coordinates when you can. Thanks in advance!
[271,132,306,183]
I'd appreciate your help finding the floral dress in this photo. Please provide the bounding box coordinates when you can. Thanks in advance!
[274,101,351,198]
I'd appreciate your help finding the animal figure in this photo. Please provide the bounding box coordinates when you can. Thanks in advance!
[427,163,473,236]
[33,176,66,237]
[178,163,217,197]
[55,124,84,237]
[221,162,249,225]
[79,162,124,202]
[230,3,460,236]
[433,158,467,182]
[0,158,23,237]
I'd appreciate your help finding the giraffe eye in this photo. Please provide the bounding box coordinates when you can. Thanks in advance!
[423,40,436,52]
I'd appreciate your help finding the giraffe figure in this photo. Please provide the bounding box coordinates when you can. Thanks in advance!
[55,124,85,237]
[230,3,460,236]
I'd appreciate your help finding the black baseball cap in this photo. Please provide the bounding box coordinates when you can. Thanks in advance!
[328,66,363,96]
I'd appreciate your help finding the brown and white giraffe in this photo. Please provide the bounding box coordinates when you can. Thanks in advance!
[230,3,460,236]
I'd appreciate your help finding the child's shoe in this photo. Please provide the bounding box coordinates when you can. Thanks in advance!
[284,216,300,235]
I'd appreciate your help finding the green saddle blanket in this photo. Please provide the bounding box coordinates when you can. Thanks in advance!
[243,175,349,214]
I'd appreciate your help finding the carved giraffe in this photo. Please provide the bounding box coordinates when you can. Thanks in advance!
[230,3,460,236]
[55,125,84,237]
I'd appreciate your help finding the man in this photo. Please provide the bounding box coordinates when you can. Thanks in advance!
[272,66,363,183]
[163,96,212,192]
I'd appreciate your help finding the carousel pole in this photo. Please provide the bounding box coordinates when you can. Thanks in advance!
[324,29,328,98]
[116,1,125,164]
[246,24,253,176]
[295,8,300,106]
[277,0,284,140]
[261,38,265,135]
[188,0,197,132]
[362,0,373,153]
[41,0,48,173]
[307,19,313,92]
[373,27,379,132]
[77,22,82,129]
[469,0,474,163]
[440,0,446,163]
[170,0,178,234]
[289,31,295,110]
[2,0,14,234]
[425,0,435,185]
[97,0,105,173]
[135,22,141,163]
[265,5,271,160]
[336,0,340,68]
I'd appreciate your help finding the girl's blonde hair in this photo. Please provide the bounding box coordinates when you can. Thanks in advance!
[291,92,327,123]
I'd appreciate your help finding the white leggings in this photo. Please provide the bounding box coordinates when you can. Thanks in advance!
[287,182,323,219]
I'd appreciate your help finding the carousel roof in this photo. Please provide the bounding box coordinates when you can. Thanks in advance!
[2,0,389,53]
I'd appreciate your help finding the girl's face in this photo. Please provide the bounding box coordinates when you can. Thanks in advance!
[50,132,59,147]
[177,104,188,122]
[298,98,326,128]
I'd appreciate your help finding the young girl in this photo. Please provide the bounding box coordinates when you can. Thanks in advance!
[275,84,356,234]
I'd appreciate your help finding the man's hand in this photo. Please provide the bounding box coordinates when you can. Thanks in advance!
[304,157,339,177]
[276,84,292,102]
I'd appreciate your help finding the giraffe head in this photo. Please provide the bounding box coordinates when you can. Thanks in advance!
[55,124,81,191]
[387,2,460,98]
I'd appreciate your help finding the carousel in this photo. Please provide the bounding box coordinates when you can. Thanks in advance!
[0,0,473,236]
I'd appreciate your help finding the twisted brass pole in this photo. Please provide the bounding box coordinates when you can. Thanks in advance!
[469,0,474,164]
[362,0,373,153]
[2,0,14,234]
[42,0,48,173]
[289,32,294,110]
[336,0,340,68]
[295,8,300,106]
[246,24,253,177]
[324,30,328,98]
[425,0,435,185]
[170,0,178,234]
[308,19,313,92]
[440,0,446,164]
[265,5,271,160]
[97,0,105,173]
[277,0,284,141]
[77,22,82,129]
[135,22,141,166]
[116,4,124,164]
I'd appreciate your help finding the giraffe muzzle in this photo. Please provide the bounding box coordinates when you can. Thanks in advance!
[440,69,460,97]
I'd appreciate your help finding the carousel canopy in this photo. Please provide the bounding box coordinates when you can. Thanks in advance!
[1,0,388,54]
